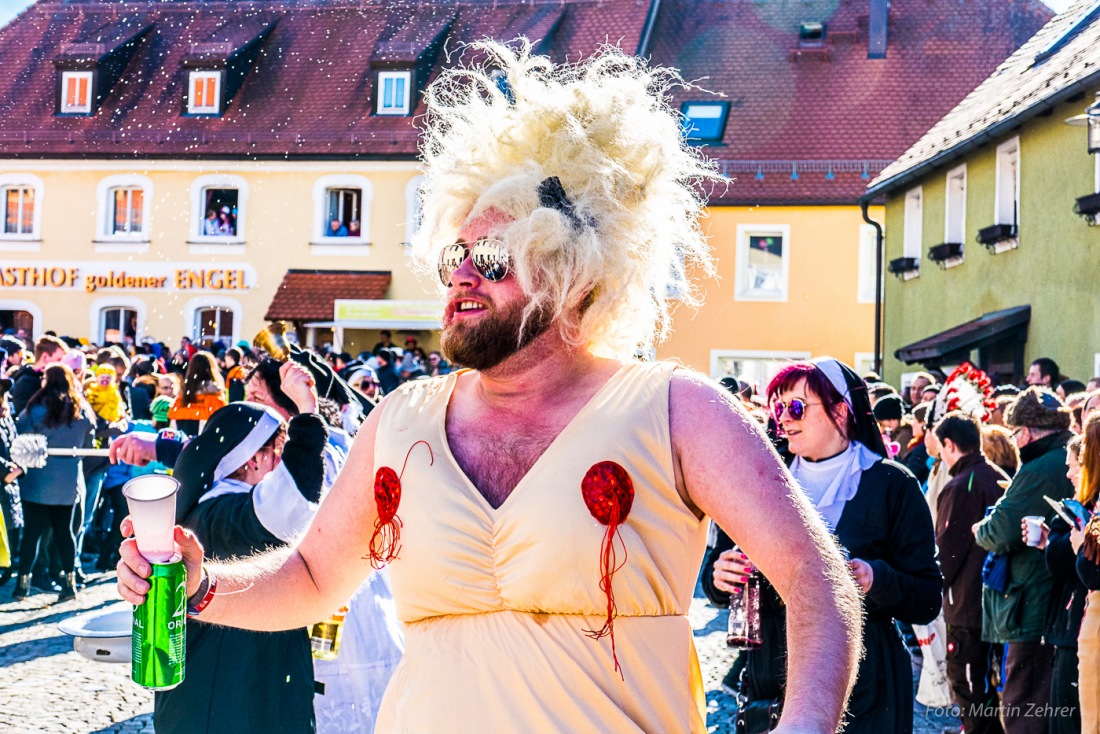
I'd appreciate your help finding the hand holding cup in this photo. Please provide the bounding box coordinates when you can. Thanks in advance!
[1022,515,1048,549]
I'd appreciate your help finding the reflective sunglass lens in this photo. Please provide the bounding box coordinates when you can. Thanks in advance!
[438,244,468,285]
[788,399,805,420]
[471,240,509,282]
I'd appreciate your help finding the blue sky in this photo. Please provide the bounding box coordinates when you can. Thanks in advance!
[0,0,1079,39]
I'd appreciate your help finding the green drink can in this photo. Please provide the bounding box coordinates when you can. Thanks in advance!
[132,557,187,690]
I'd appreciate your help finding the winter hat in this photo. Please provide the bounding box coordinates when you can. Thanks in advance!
[1004,387,1072,431]
[150,395,172,424]
[61,350,87,374]
[173,402,284,522]
[0,335,23,356]
[872,394,904,422]
[94,364,116,380]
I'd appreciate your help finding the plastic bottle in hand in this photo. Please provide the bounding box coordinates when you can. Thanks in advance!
[726,573,762,649]
[310,605,349,660]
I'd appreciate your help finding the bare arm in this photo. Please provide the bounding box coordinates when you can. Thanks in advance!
[117,398,387,631]
[670,371,862,734]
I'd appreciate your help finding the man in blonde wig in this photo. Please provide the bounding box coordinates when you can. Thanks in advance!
[119,42,861,732]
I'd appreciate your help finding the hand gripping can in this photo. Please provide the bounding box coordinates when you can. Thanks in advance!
[132,556,187,690]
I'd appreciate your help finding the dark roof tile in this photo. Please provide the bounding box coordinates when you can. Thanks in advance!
[0,0,647,158]
[869,0,1100,197]
[647,0,1051,205]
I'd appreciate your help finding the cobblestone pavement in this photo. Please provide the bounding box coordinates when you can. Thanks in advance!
[1,572,959,733]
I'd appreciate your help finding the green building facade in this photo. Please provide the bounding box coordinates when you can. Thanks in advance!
[865,4,1100,387]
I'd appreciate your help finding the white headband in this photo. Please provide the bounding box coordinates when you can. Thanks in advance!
[811,357,853,409]
[213,410,282,484]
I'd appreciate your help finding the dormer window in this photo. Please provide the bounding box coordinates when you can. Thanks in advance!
[60,71,93,114]
[377,71,411,115]
[799,22,826,47]
[681,101,730,144]
[188,71,222,115]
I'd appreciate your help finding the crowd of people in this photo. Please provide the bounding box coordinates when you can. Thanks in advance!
[0,326,417,732]
[5,39,1100,734]
[706,355,1100,734]
[0,326,449,602]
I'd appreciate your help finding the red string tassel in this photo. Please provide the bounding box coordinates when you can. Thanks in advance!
[580,460,634,678]
[369,467,402,569]
[367,441,434,569]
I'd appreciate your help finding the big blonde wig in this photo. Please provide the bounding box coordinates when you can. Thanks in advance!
[413,40,719,358]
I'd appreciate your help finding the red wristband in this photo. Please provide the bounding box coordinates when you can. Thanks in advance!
[186,570,217,618]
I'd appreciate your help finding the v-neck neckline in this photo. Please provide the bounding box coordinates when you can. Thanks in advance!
[437,362,632,515]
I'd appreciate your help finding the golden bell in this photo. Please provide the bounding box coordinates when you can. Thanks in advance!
[254,321,293,361]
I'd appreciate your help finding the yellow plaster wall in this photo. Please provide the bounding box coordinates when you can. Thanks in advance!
[658,205,879,380]
[0,162,431,346]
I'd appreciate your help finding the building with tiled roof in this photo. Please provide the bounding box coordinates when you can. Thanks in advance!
[863,0,1100,386]
[648,0,1050,384]
[0,0,649,349]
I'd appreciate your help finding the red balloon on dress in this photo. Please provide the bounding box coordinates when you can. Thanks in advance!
[581,460,634,678]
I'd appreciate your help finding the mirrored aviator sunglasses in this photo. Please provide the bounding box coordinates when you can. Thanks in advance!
[772,398,818,421]
[438,238,512,286]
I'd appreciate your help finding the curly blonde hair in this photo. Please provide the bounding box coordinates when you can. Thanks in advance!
[412,40,719,358]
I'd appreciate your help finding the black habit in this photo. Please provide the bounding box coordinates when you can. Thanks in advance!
[703,459,942,734]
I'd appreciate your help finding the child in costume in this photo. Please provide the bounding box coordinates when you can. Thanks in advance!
[85,365,124,423]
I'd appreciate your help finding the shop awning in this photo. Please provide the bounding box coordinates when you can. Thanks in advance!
[265,270,391,322]
[894,305,1031,365]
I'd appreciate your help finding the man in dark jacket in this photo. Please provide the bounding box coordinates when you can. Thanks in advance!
[10,335,67,415]
[935,412,1006,734]
[975,387,1075,734]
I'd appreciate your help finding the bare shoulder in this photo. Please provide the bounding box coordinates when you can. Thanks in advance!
[668,367,763,450]
[668,367,791,511]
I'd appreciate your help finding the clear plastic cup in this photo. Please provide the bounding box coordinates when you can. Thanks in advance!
[122,475,180,564]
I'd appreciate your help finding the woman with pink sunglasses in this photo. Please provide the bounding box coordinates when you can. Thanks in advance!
[709,357,942,734]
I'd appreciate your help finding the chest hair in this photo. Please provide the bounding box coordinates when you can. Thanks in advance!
[448,418,561,509]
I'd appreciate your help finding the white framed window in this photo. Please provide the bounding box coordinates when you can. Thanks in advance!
[377,71,411,115]
[190,174,247,251]
[60,71,93,114]
[903,187,922,261]
[709,349,812,391]
[857,223,882,304]
[404,174,424,247]
[0,300,43,338]
[311,175,372,254]
[184,296,242,345]
[945,165,966,244]
[1,173,44,247]
[188,71,222,115]
[89,296,146,345]
[734,224,790,301]
[95,174,153,249]
[995,137,1020,229]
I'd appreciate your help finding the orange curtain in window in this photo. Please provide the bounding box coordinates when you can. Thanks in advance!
[193,76,216,110]
[20,188,33,235]
[4,189,17,234]
[130,188,143,231]
[193,77,205,108]
[66,76,88,109]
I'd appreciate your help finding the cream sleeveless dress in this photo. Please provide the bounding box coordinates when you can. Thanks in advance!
[373,361,708,732]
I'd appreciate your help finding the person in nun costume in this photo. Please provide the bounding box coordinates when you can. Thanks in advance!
[704,357,942,734]
[154,401,330,734]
